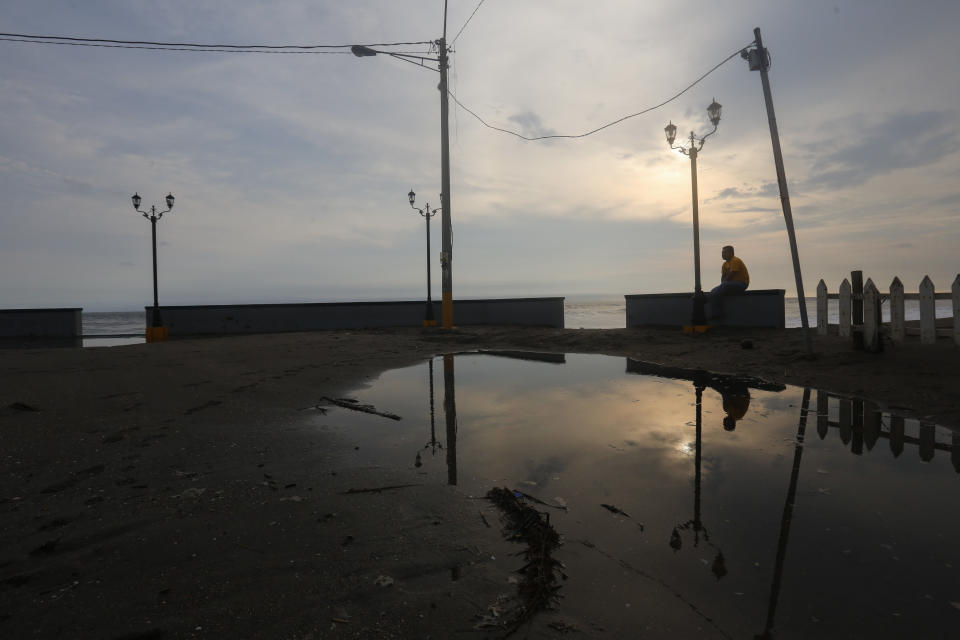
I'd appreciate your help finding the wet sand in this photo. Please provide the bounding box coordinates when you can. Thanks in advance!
[1,326,958,638]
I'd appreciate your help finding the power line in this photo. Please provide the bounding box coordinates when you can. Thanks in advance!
[0,37,354,54]
[451,0,487,46]
[448,44,752,141]
[0,31,432,51]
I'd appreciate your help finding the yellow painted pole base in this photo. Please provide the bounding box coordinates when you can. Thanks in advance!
[441,292,454,329]
[422,319,437,327]
[146,326,169,342]
[683,325,710,334]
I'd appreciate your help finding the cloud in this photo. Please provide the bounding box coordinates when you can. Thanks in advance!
[506,111,557,140]
[802,110,959,190]
[710,182,779,200]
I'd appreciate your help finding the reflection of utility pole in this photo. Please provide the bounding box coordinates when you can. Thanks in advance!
[443,353,458,485]
[756,388,811,640]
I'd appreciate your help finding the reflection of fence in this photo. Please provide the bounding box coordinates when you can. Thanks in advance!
[815,390,960,472]
[816,273,960,346]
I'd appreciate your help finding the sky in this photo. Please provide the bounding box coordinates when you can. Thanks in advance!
[1,1,958,311]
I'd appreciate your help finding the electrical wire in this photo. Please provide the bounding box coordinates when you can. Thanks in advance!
[0,37,354,53]
[448,43,753,141]
[0,31,432,51]
[451,0,487,46]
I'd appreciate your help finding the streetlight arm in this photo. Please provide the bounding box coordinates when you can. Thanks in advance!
[696,124,719,150]
[352,44,440,73]
[411,202,440,218]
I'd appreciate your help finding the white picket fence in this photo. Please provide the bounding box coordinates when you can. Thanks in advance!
[816,274,960,346]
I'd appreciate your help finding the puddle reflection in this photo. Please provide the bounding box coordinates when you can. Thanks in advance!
[315,352,960,638]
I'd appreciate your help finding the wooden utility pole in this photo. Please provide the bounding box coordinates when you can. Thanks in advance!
[749,28,813,355]
[439,2,454,328]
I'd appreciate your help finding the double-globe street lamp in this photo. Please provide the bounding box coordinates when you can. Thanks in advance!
[408,189,439,327]
[351,30,455,328]
[131,192,174,341]
[664,99,722,330]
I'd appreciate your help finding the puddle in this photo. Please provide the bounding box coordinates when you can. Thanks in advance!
[312,352,960,638]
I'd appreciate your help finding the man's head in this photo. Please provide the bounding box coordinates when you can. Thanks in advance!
[722,245,734,261]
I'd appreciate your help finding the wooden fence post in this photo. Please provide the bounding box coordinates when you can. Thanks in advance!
[863,279,881,352]
[816,280,828,335]
[889,415,904,458]
[839,279,852,338]
[919,276,936,345]
[952,431,960,474]
[919,422,935,462]
[851,270,864,349]
[816,390,828,439]
[851,399,864,455]
[953,274,960,346]
[889,277,905,343]
[838,397,852,444]
[864,401,881,451]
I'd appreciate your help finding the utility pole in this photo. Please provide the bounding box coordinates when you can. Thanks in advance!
[746,27,813,355]
[438,4,454,328]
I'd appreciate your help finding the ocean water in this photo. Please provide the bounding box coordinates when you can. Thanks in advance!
[81,297,954,346]
[563,297,955,330]
[83,311,145,347]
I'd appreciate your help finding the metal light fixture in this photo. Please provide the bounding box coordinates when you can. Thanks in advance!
[707,99,722,127]
[130,192,176,340]
[663,100,724,330]
[407,188,439,327]
[351,45,377,57]
[665,121,678,146]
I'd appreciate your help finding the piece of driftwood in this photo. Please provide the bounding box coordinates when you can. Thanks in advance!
[319,397,402,420]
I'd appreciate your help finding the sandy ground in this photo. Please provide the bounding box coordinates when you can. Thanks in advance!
[1,326,958,639]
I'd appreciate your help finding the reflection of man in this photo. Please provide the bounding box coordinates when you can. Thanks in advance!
[697,373,752,431]
[708,245,749,319]
[722,388,750,431]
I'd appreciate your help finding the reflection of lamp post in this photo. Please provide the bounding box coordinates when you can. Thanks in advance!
[664,99,722,330]
[408,189,439,327]
[414,357,442,469]
[352,15,455,329]
[669,382,727,581]
[131,192,175,342]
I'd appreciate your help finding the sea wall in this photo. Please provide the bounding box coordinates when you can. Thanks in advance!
[0,308,83,337]
[149,297,565,335]
[625,290,785,328]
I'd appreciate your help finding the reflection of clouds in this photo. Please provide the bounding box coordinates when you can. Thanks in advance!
[341,355,960,638]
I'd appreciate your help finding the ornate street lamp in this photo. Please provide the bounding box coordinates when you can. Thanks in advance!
[408,189,440,327]
[131,192,175,342]
[664,99,722,330]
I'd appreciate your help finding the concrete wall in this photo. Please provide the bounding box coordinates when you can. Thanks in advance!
[150,297,565,335]
[0,308,82,337]
[625,290,785,328]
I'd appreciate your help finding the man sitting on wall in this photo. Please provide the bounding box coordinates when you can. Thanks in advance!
[708,245,749,319]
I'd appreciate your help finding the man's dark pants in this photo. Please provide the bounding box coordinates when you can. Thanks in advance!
[707,281,747,318]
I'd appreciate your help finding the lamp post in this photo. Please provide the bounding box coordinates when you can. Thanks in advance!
[664,99,722,330]
[131,191,174,342]
[351,10,455,328]
[408,189,439,327]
